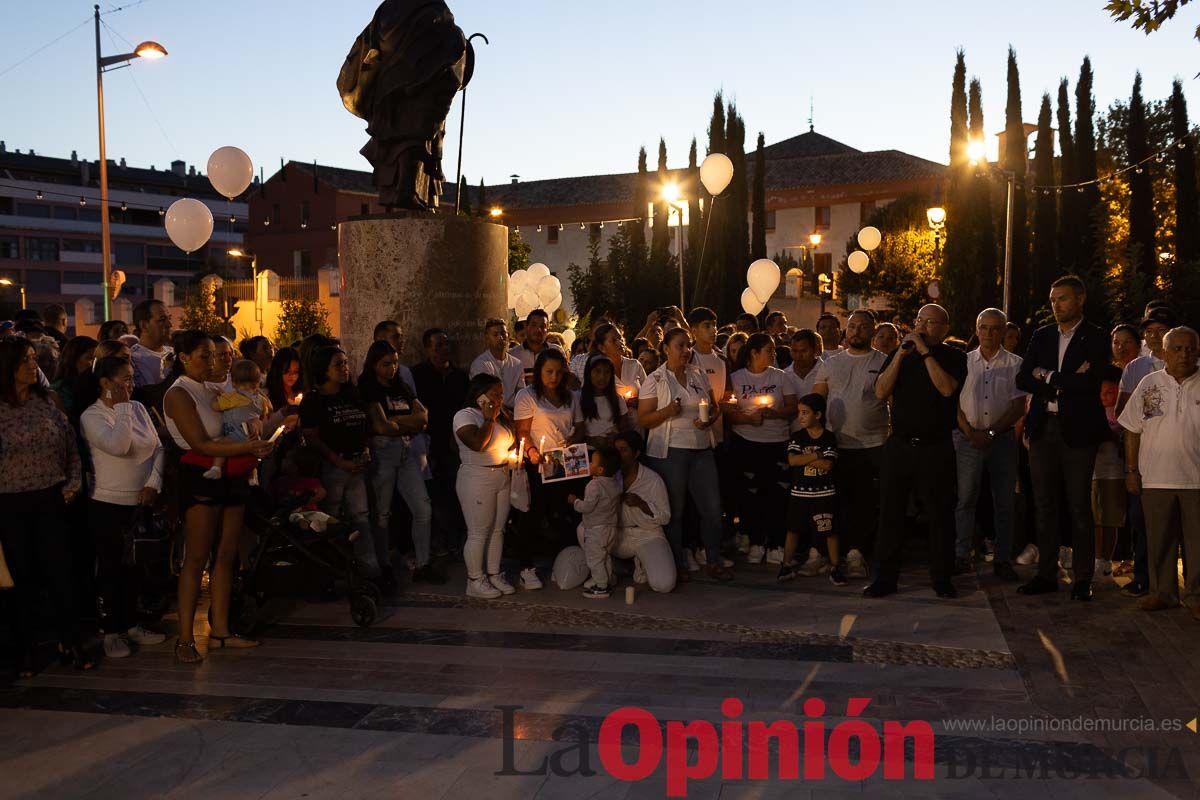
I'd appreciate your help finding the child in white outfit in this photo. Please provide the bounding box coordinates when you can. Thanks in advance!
[567,446,622,599]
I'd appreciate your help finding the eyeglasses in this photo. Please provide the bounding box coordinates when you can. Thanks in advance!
[916,317,948,326]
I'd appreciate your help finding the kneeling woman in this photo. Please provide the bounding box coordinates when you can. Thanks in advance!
[454,374,517,598]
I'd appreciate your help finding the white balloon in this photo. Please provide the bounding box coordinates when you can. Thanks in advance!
[164,199,214,254]
[740,287,764,316]
[847,250,870,274]
[536,274,561,302]
[544,293,562,313]
[206,146,254,200]
[700,153,734,196]
[517,290,540,315]
[527,263,551,280]
[561,329,577,349]
[509,269,530,290]
[857,226,882,252]
[507,284,521,310]
[746,258,781,303]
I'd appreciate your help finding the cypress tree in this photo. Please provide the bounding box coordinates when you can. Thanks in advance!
[1170,79,1199,263]
[629,147,649,256]
[751,132,767,261]
[696,93,726,310]
[1032,93,1059,296]
[624,147,652,329]
[686,137,704,291]
[1002,46,1031,324]
[941,51,971,315]
[1127,73,1156,281]
[948,50,969,171]
[457,175,472,216]
[1075,57,1104,277]
[724,103,750,322]
[477,177,488,218]
[1056,79,1080,274]
[651,138,671,265]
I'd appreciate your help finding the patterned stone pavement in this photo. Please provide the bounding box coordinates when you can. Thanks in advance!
[1,556,1198,799]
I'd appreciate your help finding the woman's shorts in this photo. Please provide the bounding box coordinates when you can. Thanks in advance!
[178,463,251,511]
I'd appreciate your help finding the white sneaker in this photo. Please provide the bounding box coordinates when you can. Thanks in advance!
[686,550,701,572]
[466,577,501,599]
[766,547,785,565]
[520,568,543,590]
[488,573,516,595]
[633,557,648,585]
[1058,546,1073,571]
[126,625,166,646]
[746,545,765,564]
[845,549,868,578]
[736,534,750,554]
[1015,543,1039,565]
[798,548,828,577]
[694,548,708,566]
[103,633,131,658]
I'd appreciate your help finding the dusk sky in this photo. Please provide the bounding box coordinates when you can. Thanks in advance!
[4,1,1199,186]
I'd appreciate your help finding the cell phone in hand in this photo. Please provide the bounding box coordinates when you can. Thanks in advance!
[477,395,491,410]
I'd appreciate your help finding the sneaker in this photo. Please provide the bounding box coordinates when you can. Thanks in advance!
[694,548,708,566]
[829,564,848,586]
[982,539,995,563]
[126,625,166,646]
[633,557,648,585]
[520,568,543,590]
[746,545,765,564]
[103,633,131,659]
[777,563,799,582]
[466,577,502,599]
[736,534,750,554]
[766,547,785,565]
[797,548,828,576]
[686,550,701,572]
[1058,546,1073,571]
[583,584,611,599]
[844,549,868,578]
[1015,543,1039,566]
[1121,580,1148,597]
[488,573,516,595]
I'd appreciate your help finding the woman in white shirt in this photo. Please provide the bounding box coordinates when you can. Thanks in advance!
[81,356,167,659]
[613,430,677,593]
[723,333,798,565]
[637,328,729,580]
[513,348,582,590]
[591,323,647,406]
[574,354,630,450]
[454,374,518,599]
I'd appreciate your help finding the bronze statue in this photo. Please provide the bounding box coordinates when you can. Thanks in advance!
[338,0,474,211]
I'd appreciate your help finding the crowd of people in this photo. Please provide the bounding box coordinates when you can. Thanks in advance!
[1,273,1197,677]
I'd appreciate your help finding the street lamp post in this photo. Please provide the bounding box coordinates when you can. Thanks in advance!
[0,278,26,310]
[659,182,688,309]
[968,140,1016,317]
[94,4,166,322]
[227,248,261,333]
[808,231,826,314]
[926,205,946,257]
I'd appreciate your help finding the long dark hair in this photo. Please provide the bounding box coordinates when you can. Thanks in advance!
[307,345,356,400]
[579,354,621,421]
[464,373,513,431]
[266,346,301,409]
[735,332,774,373]
[76,355,134,417]
[0,338,48,406]
[589,323,620,357]
[54,335,98,384]
[531,347,571,404]
[358,340,414,402]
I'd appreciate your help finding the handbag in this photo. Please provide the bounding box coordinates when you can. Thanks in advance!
[0,541,13,589]
[124,505,173,568]
[510,463,531,513]
[180,450,258,478]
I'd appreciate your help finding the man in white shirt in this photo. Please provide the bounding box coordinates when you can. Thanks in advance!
[469,318,525,410]
[784,329,822,432]
[509,309,550,385]
[954,308,1027,581]
[686,306,727,408]
[1118,326,1200,620]
[1116,307,1175,416]
[130,299,173,387]
[813,309,889,577]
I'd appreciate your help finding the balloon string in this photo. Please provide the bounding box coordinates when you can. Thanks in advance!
[692,195,717,300]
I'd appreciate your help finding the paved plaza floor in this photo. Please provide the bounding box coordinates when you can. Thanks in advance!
[2,555,1199,799]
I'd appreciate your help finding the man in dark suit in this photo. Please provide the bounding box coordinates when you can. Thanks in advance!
[1015,275,1111,600]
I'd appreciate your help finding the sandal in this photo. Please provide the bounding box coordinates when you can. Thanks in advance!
[58,643,96,671]
[174,640,204,664]
[207,633,261,650]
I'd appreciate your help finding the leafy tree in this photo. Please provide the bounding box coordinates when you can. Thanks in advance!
[509,226,532,273]
[751,132,767,260]
[1003,46,1031,325]
[274,298,331,347]
[566,225,609,316]
[1170,79,1200,262]
[1032,94,1059,297]
[1105,0,1199,41]
[180,282,231,338]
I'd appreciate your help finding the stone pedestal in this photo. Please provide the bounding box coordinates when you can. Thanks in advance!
[337,214,508,370]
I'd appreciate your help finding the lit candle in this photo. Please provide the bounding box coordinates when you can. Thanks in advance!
[698,398,710,422]
[755,394,774,408]
[539,435,546,453]
[292,392,304,405]
[517,437,525,462]
[620,385,637,400]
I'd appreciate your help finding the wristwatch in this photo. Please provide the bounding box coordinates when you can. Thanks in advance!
[986,429,995,440]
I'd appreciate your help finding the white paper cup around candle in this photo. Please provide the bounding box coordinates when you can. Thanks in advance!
[698,398,710,423]
[625,586,635,605]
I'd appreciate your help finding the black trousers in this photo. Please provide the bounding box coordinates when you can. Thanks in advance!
[1,487,79,651]
[730,434,789,549]
[1029,417,1098,583]
[873,436,957,586]
[836,446,883,558]
[88,500,142,633]
[513,463,581,567]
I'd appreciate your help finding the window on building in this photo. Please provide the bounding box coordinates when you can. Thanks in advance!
[360,203,370,215]
[293,249,312,277]
[17,203,50,218]
[766,210,776,232]
[63,239,102,253]
[55,205,78,220]
[301,201,311,225]
[64,271,100,285]
[860,200,876,226]
[547,226,559,244]
[0,236,18,259]
[0,197,12,215]
[79,208,101,222]
[589,223,601,237]
[25,237,59,261]
[115,242,145,267]
[814,206,831,230]
[26,270,61,294]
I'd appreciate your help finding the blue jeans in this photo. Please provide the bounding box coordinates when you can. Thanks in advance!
[953,430,1018,562]
[320,462,378,576]
[370,436,433,569]
[646,447,723,568]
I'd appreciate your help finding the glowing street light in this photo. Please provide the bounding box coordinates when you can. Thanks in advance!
[659,182,688,308]
[0,277,27,310]
[927,206,946,257]
[489,207,503,218]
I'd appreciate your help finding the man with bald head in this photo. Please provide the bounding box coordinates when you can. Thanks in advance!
[865,303,968,599]
[1016,275,1112,601]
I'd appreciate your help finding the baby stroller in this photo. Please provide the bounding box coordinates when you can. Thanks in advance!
[226,492,382,632]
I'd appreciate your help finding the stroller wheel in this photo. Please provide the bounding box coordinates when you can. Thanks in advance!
[350,593,377,628]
